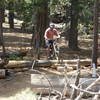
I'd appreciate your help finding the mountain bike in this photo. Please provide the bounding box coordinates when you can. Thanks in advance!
[48,37,60,60]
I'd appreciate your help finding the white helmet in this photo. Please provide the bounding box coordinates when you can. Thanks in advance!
[49,23,55,28]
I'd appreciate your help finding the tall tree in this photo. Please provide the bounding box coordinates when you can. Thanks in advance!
[8,0,14,29]
[0,1,6,56]
[33,0,49,46]
[68,0,79,50]
[92,0,99,68]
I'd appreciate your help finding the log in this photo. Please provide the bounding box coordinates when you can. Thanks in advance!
[5,60,33,68]
[31,74,100,95]
[0,69,6,78]
[11,68,29,72]
[5,59,91,68]
[0,51,27,58]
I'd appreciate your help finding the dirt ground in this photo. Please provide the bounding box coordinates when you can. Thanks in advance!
[0,23,100,100]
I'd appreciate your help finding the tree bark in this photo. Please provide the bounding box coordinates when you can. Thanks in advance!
[8,1,14,29]
[92,0,99,68]
[0,5,6,57]
[68,0,79,50]
[35,2,49,47]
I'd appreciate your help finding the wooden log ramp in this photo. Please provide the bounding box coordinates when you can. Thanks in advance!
[5,59,91,68]
[31,74,100,97]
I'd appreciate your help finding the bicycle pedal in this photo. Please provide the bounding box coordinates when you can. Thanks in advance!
[56,51,59,53]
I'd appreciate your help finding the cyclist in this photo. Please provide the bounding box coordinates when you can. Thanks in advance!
[44,23,60,59]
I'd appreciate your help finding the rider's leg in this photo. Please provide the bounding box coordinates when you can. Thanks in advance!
[45,40,50,58]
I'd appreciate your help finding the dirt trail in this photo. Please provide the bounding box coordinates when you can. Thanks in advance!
[0,23,100,100]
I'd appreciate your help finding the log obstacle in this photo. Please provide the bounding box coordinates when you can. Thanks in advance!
[5,59,91,68]
[0,51,27,58]
[31,74,100,95]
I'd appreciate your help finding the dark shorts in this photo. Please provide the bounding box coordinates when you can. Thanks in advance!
[45,39,54,47]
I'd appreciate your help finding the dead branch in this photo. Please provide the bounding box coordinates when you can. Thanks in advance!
[75,76,100,100]
[31,69,65,100]
[70,84,100,95]
[92,90,100,100]
[31,69,53,100]
[71,58,80,100]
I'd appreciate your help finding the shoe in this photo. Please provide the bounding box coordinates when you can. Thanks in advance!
[47,56,51,60]
[50,54,54,58]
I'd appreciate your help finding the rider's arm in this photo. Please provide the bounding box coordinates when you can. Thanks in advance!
[54,29,60,38]
[44,29,49,40]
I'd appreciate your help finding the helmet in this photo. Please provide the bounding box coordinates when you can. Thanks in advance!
[49,23,55,28]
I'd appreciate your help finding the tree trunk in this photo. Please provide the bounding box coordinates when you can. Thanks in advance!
[2,6,5,23]
[36,2,49,47]
[0,5,6,57]
[91,0,99,68]
[8,1,14,29]
[68,0,79,50]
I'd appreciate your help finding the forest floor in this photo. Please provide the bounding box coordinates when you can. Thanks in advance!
[0,22,100,100]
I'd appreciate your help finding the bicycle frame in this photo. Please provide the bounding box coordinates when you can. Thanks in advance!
[48,39,60,60]
[53,39,60,60]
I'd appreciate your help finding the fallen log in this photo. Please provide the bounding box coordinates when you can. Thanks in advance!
[0,69,6,78]
[5,60,33,68]
[0,50,27,58]
[5,59,91,68]
[31,74,100,95]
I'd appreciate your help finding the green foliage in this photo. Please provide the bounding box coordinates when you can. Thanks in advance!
[32,0,49,4]
[8,55,23,60]
[14,0,33,23]
[49,0,69,16]
[78,0,94,24]
[3,0,96,36]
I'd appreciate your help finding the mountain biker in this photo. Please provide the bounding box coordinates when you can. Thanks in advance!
[44,23,60,58]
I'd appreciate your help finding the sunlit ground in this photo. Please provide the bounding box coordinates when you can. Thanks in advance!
[0,88,37,100]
